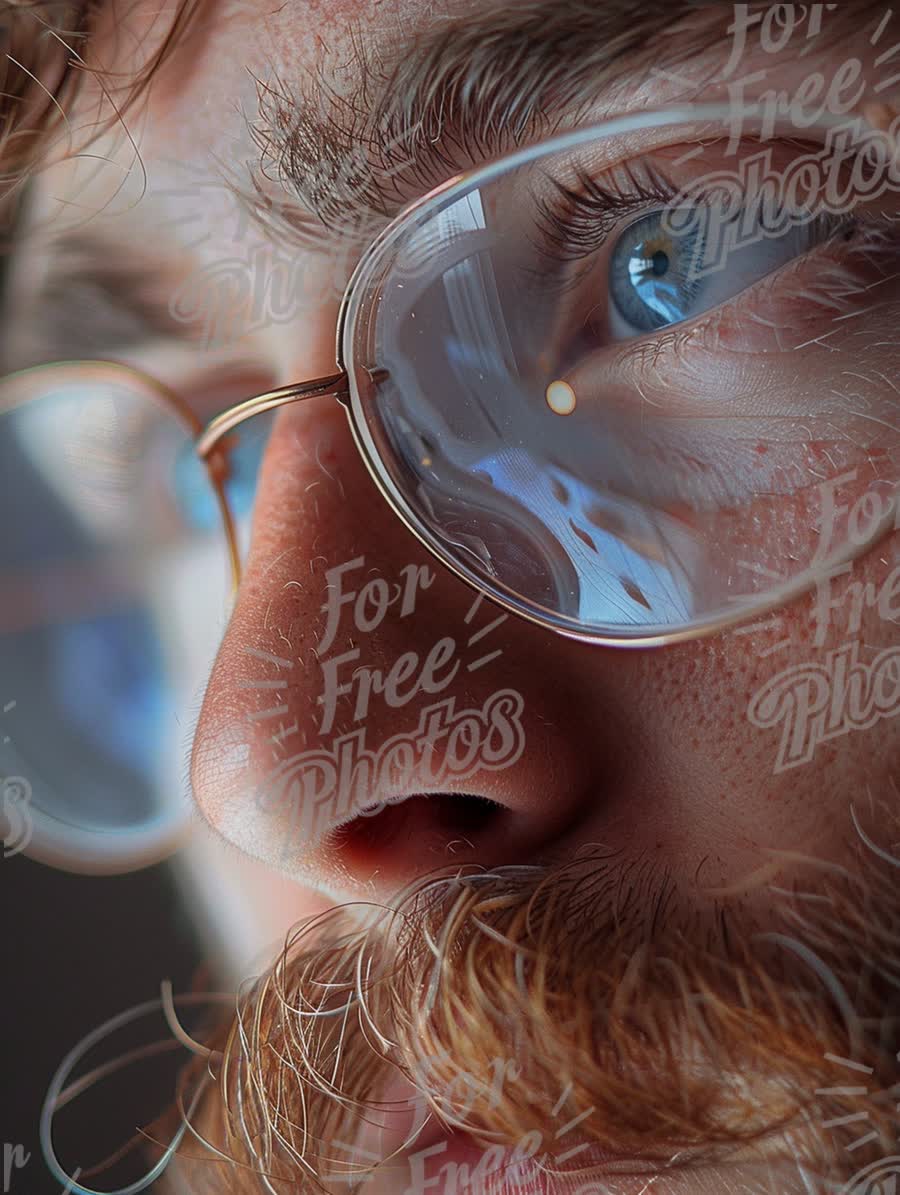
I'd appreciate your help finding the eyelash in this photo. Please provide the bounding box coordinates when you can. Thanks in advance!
[532,147,862,266]
[534,157,680,261]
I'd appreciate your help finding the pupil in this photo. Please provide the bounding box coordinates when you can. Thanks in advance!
[650,249,669,277]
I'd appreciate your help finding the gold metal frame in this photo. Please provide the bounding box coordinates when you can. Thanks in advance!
[4,103,897,649]
[2,101,897,879]
[196,370,350,589]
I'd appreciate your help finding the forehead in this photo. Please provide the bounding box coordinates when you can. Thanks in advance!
[40,0,699,267]
[56,0,892,212]
[15,1,897,373]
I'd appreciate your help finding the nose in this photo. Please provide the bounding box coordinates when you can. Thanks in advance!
[190,381,837,907]
[190,394,597,898]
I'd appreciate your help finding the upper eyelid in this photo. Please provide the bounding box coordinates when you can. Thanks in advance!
[531,205,890,356]
[527,125,894,271]
[532,166,681,264]
[492,143,832,309]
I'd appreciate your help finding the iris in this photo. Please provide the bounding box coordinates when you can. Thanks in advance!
[609,209,706,333]
[606,202,839,339]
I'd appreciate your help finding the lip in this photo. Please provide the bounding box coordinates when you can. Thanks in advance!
[376,1128,707,1195]
[368,1082,678,1195]
[361,1129,620,1195]
[373,1128,811,1195]
[360,1075,805,1195]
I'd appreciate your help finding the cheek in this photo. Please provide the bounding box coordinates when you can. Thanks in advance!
[658,532,900,879]
[554,526,897,901]
[193,375,896,901]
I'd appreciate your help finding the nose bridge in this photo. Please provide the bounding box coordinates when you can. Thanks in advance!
[190,393,596,894]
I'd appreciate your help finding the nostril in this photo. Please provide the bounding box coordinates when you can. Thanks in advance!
[430,792,506,834]
[326,793,508,871]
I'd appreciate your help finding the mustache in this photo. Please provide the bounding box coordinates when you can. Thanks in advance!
[166,837,900,1194]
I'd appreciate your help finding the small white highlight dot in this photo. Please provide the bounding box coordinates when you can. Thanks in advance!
[546,379,576,416]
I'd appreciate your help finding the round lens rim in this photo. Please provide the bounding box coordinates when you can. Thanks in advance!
[337,102,899,647]
[0,361,235,873]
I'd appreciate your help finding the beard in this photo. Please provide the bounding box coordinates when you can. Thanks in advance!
[159,818,900,1195]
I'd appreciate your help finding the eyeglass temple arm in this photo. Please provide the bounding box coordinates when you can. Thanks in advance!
[195,370,350,459]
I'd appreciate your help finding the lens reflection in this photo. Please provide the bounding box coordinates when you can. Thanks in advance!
[346,111,900,640]
[0,366,233,858]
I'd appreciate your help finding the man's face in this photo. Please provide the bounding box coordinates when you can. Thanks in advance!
[8,1,900,1191]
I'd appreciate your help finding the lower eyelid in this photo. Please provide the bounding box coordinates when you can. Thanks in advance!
[592,272,791,374]
[588,254,895,411]
[604,215,895,364]
[689,226,900,355]
[559,281,897,512]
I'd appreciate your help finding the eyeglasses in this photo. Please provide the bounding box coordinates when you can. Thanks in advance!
[1,102,897,873]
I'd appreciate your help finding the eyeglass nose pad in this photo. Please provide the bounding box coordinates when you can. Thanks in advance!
[334,367,389,410]
[174,416,276,533]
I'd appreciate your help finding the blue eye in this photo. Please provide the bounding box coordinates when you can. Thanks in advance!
[608,209,707,333]
[607,206,828,339]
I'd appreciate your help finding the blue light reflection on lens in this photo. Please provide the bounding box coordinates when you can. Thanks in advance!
[172,421,270,532]
[55,611,165,781]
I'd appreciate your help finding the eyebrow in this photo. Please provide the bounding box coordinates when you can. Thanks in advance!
[236,0,718,248]
[4,0,715,369]
[0,222,214,380]
[238,0,896,249]
[6,0,892,371]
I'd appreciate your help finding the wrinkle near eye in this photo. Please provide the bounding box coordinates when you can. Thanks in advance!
[554,262,899,530]
[694,219,900,356]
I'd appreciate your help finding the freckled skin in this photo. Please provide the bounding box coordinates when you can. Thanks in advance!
[192,382,898,916]
[26,0,900,930]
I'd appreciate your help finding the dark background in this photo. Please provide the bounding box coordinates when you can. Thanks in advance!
[2,853,202,1195]
[1,180,204,1195]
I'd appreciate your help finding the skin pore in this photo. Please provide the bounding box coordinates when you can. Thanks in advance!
[3,1,898,1191]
